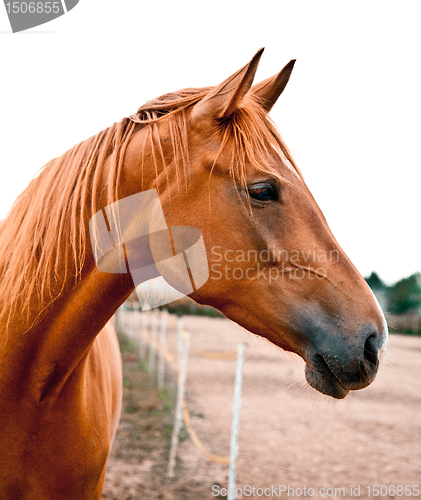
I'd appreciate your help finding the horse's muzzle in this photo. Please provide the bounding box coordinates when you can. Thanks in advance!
[304,323,388,399]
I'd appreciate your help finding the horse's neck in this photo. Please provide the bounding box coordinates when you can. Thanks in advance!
[0,257,133,398]
[0,167,141,400]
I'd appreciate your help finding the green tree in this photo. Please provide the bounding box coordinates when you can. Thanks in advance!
[386,273,421,314]
[365,272,386,291]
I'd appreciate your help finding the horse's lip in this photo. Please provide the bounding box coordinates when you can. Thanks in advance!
[305,354,349,399]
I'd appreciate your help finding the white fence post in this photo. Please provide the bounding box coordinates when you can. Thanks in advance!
[167,328,190,479]
[127,305,133,340]
[148,309,159,372]
[176,317,183,364]
[227,343,247,500]
[175,318,184,423]
[114,307,121,333]
[119,303,126,332]
[158,308,168,390]
[139,309,148,360]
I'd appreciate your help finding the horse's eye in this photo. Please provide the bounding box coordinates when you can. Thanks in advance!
[247,183,278,202]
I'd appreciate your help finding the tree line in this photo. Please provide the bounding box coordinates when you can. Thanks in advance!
[365,272,421,315]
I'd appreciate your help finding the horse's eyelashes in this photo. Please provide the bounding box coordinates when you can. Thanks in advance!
[247,183,278,202]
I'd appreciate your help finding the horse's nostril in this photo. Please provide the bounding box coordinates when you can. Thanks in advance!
[364,334,378,366]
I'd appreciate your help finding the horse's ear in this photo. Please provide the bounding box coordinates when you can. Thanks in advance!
[191,48,264,125]
[252,59,296,113]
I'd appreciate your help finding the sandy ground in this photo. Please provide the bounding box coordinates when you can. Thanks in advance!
[105,313,421,500]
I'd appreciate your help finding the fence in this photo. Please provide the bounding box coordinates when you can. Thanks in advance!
[115,303,247,497]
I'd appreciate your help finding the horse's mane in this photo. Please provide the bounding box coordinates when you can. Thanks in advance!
[0,85,299,345]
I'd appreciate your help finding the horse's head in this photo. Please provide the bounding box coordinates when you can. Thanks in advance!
[127,49,388,399]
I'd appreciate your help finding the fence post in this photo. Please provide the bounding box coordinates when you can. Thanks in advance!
[123,303,128,333]
[158,308,168,390]
[135,304,141,339]
[176,317,183,364]
[128,306,133,340]
[148,309,159,372]
[175,318,184,423]
[119,303,126,333]
[139,309,148,360]
[114,307,121,333]
[167,328,191,479]
[227,343,247,500]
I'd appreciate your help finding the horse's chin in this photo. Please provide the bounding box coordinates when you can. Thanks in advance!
[272,337,346,399]
[305,356,350,400]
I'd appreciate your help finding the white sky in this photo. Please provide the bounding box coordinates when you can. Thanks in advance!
[0,1,420,285]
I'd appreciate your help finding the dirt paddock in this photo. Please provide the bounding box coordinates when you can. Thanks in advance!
[104,315,420,500]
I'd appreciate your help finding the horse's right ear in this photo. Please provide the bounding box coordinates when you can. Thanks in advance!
[251,59,296,113]
[191,48,264,127]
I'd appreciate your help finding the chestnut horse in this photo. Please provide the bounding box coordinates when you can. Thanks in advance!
[0,49,387,498]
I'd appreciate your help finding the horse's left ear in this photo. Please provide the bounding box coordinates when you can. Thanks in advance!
[191,48,264,126]
[252,59,296,113]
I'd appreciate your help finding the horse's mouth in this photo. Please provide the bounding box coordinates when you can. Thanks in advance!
[305,355,350,399]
